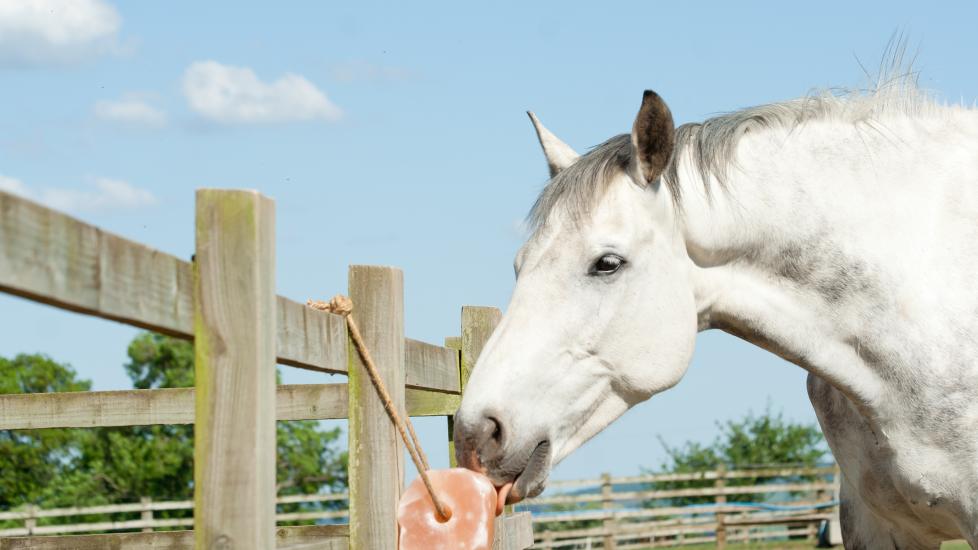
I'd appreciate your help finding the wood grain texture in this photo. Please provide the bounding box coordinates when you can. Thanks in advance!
[0,525,348,550]
[0,190,347,374]
[444,333,463,467]
[404,338,460,393]
[276,296,348,374]
[193,189,277,550]
[0,190,191,336]
[460,306,502,388]
[346,265,404,550]
[0,384,460,430]
[493,512,535,550]
[0,531,196,549]
[404,388,460,417]
[0,191,460,388]
[0,388,195,429]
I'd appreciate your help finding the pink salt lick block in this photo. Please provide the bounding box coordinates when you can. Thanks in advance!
[397,468,512,550]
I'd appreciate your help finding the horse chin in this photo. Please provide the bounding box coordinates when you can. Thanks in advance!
[503,439,552,504]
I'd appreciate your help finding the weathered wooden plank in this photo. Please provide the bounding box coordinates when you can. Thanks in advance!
[0,495,349,522]
[404,337,460,393]
[0,384,460,430]
[0,525,349,550]
[493,512,535,550]
[444,336,462,467]
[405,388,461,417]
[276,383,348,421]
[277,296,348,374]
[460,306,502,388]
[193,189,276,550]
[275,524,349,549]
[460,307,511,522]
[529,481,835,506]
[0,192,458,385]
[0,191,349,374]
[0,190,192,336]
[543,465,837,490]
[0,388,195,429]
[347,265,404,549]
[0,530,195,549]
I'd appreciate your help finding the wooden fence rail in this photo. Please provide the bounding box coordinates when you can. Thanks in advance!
[1,464,840,547]
[523,464,841,549]
[0,188,533,549]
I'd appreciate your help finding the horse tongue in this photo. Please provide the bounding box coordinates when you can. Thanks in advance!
[495,482,514,516]
[397,468,497,550]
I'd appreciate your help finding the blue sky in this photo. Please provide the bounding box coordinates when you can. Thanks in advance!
[1,1,977,482]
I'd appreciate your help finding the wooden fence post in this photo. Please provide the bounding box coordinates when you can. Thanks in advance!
[24,505,36,536]
[601,472,616,549]
[141,496,153,533]
[445,335,462,467]
[460,307,504,541]
[715,463,727,550]
[347,265,405,549]
[194,189,277,550]
[460,307,501,389]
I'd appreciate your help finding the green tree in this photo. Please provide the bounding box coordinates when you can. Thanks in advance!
[0,354,91,510]
[0,333,347,528]
[646,406,827,506]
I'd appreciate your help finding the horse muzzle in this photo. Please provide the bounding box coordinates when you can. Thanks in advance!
[453,409,552,503]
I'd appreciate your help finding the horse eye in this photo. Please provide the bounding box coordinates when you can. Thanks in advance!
[589,254,625,276]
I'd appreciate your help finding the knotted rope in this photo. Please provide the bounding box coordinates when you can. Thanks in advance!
[307,295,452,522]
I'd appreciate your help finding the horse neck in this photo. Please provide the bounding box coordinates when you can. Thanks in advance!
[673,121,923,409]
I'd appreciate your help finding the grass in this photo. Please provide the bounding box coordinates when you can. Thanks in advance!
[661,542,813,550]
[632,541,970,550]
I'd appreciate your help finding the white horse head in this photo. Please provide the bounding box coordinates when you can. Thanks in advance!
[453,74,978,546]
[454,91,698,501]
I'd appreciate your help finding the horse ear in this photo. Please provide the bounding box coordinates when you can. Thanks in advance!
[527,111,580,177]
[630,90,675,185]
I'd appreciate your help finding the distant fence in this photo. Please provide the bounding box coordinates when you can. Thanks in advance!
[0,464,840,549]
[0,493,349,537]
[521,464,841,549]
[0,189,533,549]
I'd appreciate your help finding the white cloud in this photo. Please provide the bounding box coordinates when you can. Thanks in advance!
[95,95,167,127]
[0,0,122,67]
[0,175,156,213]
[0,175,31,196]
[182,60,342,124]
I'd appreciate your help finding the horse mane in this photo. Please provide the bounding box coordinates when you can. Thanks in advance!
[528,71,959,229]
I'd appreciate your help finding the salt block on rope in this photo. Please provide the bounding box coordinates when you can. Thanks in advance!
[398,468,501,550]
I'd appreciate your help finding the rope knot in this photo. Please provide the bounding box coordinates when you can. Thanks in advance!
[307,294,353,317]
[305,291,450,521]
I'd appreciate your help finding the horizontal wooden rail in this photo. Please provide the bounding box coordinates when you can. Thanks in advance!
[528,501,830,525]
[0,525,349,550]
[0,384,459,430]
[0,494,350,522]
[543,465,837,490]
[529,465,839,549]
[404,338,460,393]
[532,510,830,540]
[0,515,533,549]
[0,190,461,393]
[533,525,815,549]
[529,481,834,505]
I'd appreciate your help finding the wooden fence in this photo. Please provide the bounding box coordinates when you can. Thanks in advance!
[522,464,841,549]
[0,188,533,550]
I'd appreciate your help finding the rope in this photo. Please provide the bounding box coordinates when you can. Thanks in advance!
[307,295,451,522]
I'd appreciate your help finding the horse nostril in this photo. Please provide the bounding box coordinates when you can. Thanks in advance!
[487,416,503,445]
